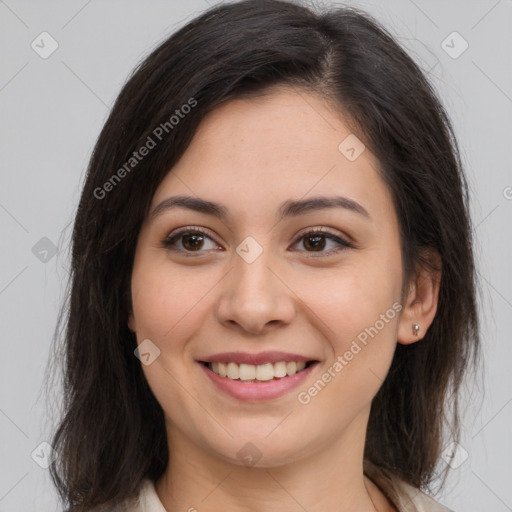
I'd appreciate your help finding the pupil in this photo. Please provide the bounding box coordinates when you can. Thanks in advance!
[305,235,325,251]
[183,234,203,251]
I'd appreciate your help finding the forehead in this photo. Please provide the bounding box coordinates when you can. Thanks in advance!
[150,88,394,226]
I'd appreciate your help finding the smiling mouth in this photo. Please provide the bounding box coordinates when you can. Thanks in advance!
[200,360,317,382]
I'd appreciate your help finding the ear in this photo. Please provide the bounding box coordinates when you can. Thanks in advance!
[397,248,442,345]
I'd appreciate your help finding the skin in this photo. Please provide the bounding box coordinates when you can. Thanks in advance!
[128,87,441,512]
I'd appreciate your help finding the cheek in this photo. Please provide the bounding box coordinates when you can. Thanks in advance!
[295,268,401,420]
[131,259,211,342]
[294,262,400,348]
[131,261,212,412]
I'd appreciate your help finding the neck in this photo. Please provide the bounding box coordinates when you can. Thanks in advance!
[155,408,395,512]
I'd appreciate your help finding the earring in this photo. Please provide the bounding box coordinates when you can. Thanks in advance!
[412,323,420,336]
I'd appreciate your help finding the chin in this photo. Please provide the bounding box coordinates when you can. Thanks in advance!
[200,430,314,469]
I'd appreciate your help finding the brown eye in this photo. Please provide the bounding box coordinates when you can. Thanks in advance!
[302,234,327,252]
[291,228,352,257]
[163,228,219,254]
[163,227,352,257]
[181,233,205,251]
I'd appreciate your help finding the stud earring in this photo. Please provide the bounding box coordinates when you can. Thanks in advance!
[412,323,420,336]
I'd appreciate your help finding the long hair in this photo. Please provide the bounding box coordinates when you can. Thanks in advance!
[46,0,480,509]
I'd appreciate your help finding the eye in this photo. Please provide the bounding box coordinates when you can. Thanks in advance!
[162,227,220,255]
[290,227,352,257]
[162,226,352,257]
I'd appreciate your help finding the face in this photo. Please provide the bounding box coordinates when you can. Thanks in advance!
[129,88,406,467]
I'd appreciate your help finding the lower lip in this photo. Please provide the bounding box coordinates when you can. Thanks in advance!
[199,362,318,402]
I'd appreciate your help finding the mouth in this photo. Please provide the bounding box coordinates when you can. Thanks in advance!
[199,360,317,383]
[197,354,320,402]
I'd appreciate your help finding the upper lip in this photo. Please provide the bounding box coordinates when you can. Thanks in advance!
[198,351,318,365]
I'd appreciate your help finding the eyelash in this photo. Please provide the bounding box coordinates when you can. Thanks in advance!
[162,226,353,258]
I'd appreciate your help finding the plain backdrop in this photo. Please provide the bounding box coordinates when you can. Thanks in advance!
[1,0,511,511]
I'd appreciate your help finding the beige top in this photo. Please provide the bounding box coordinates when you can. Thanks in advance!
[120,477,453,512]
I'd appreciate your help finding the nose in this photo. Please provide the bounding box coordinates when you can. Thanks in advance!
[216,247,296,335]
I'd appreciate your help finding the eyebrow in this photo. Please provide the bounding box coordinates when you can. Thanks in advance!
[150,194,370,221]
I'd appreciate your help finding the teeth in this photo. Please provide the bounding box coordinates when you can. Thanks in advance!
[226,362,239,380]
[274,361,287,378]
[286,361,297,376]
[256,363,274,381]
[208,360,308,381]
[239,364,256,381]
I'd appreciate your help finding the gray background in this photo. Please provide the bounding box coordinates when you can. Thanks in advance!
[1,0,511,510]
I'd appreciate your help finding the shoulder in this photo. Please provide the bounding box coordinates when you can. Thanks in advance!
[87,479,165,512]
[123,479,167,512]
[391,479,454,512]
[93,477,453,512]
[364,460,454,512]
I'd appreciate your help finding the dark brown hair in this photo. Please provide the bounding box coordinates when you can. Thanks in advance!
[46,0,480,509]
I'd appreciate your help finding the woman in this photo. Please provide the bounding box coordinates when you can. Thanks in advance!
[48,1,480,511]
